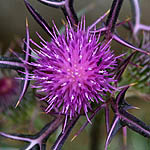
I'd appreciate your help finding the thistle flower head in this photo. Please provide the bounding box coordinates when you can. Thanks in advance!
[27,18,118,120]
[0,76,20,110]
[129,32,150,91]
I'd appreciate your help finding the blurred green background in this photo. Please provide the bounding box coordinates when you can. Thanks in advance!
[0,0,150,150]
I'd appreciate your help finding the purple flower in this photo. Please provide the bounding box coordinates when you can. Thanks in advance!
[0,76,20,111]
[24,18,118,121]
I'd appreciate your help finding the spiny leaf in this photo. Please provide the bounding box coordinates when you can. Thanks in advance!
[115,52,136,82]
[120,109,150,138]
[0,117,63,150]
[105,116,123,150]
[52,116,79,150]
[38,0,65,8]
[113,34,150,55]
[106,0,124,33]
[24,0,53,37]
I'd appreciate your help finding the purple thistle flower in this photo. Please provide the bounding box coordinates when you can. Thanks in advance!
[22,18,118,122]
[0,76,21,111]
